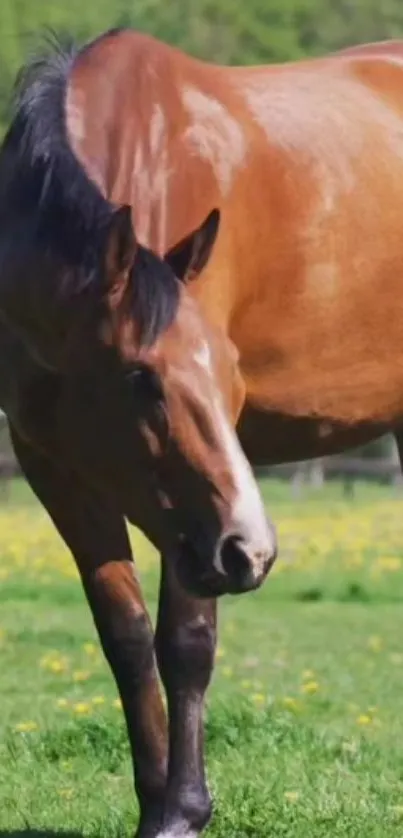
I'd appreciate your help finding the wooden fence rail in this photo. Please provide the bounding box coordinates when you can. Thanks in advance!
[255,457,402,481]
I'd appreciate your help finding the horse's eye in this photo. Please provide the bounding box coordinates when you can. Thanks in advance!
[126,365,164,401]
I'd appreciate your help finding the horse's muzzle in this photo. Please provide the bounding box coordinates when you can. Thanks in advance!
[173,526,277,598]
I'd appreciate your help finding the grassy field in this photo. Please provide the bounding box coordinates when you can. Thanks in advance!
[1,478,403,837]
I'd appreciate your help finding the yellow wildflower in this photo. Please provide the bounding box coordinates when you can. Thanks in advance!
[301,680,319,695]
[50,660,66,673]
[83,642,98,656]
[40,653,68,673]
[284,791,300,803]
[302,669,315,680]
[91,696,106,706]
[377,557,401,572]
[368,636,382,653]
[282,696,300,712]
[112,698,122,710]
[14,720,38,733]
[72,670,91,683]
[357,714,371,726]
[72,702,91,715]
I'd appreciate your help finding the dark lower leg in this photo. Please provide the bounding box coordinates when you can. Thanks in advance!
[10,426,168,837]
[82,560,168,836]
[155,559,216,836]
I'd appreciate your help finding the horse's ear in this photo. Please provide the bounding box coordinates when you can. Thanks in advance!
[104,205,137,294]
[164,209,220,283]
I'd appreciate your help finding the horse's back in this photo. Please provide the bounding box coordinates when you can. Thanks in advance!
[337,39,403,60]
[68,31,403,431]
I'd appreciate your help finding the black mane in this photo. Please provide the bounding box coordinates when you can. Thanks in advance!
[0,29,180,347]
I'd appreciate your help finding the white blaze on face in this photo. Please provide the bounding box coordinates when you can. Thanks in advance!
[181,85,247,194]
[193,341,274,577]
[210,397,274,578]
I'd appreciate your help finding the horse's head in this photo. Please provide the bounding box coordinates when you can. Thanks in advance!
[100,205,277,597]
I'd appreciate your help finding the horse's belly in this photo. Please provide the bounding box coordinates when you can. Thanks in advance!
[237,405,387,465]
[241,348,403,426]
[237,245,403,426]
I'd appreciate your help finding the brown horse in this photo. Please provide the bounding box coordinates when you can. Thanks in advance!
[2,27,403,838]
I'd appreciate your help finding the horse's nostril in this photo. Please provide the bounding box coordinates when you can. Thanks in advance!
[219,534,252,580]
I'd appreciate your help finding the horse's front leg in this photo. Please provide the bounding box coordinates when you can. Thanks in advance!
[82,560,168,838]
[10,427,168,838]
[155,559,217,838]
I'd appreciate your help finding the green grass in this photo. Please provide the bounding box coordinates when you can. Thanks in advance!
[1,478,403,836]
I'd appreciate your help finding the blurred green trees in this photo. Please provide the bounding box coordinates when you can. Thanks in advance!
[1,0,403,84]
[0,0,401,123]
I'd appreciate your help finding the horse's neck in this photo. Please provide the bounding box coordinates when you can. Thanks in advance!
[67,37,232,256]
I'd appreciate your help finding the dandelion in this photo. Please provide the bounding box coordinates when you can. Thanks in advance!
[40,653,68,673]
[282,696,300,712]
[72,670,91,683]
[301,680,319,695]
[112,698,122,710]
[215,646,226,660]
[83,642,98,656]
[72,702,91,715]
[368,636,382,653]
[357,714,372,726]
[91,695,106,706]
[14,720,38,733]
[377,557,401,572]
[251,693,266,706]
[284,791,300,803]
[50,660,66,673]
[302,669,315,680]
